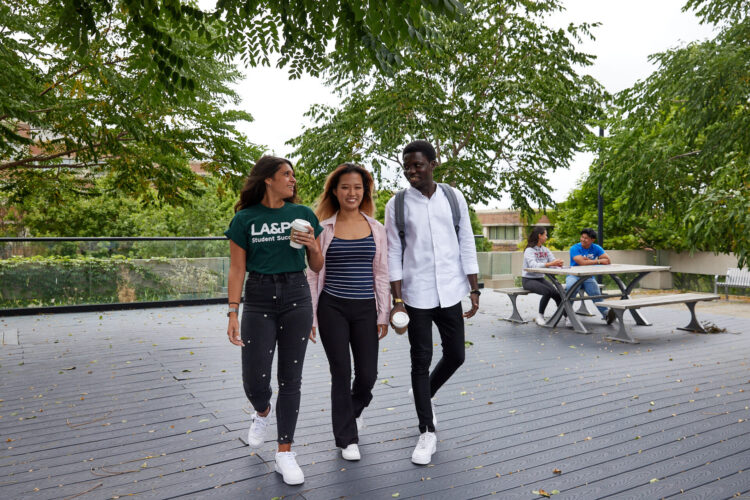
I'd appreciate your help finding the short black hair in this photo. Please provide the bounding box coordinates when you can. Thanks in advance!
[403,140,436,162]
[581,228,597,240]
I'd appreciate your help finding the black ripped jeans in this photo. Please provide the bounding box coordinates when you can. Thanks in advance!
[241,271,312,444]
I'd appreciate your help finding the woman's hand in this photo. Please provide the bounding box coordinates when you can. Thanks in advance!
[292,227,316,248]
[377,324,388,340]
[549,259,564,267]
[227,315,243,346]
[309,326,317,343]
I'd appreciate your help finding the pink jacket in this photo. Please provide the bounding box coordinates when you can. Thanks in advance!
[307,212,391,328]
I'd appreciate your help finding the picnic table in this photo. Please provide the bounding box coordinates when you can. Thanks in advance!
[522,264,671,334]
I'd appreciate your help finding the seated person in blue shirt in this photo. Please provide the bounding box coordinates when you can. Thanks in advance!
[566,228,616,324]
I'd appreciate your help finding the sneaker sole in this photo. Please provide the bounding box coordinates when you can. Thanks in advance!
[411,442,437,465]
[247,430,264,448]
[275,464,304,485]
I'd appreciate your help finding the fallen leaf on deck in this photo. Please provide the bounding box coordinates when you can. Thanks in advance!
[552,468,561,474]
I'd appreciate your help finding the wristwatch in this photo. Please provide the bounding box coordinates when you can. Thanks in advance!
[227,306,239,317]
[470,289,481,296]
[393,298,404,306]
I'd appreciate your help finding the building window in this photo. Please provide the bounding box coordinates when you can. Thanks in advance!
[488,226,518,241]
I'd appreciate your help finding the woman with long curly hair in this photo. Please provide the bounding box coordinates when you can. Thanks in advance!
[225,155,323,485]
[307,163,390,461]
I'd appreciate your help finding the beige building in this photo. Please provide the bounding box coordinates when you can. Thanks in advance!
[475,209,553,251]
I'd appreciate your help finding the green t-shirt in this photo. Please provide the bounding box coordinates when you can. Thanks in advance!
[224,202,323,274]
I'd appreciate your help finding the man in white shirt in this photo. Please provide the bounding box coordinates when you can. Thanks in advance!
[385,140,480,465]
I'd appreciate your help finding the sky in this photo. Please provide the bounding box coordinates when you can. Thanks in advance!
[204,0,716,208]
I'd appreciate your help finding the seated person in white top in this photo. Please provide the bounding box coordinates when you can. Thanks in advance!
[385,140,480,466]
[522,226,565,326]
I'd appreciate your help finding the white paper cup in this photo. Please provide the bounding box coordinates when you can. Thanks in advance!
[289,219,312,249]
[392,311,409,334]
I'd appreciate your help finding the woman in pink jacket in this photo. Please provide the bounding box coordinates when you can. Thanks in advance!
[307,163,390,461]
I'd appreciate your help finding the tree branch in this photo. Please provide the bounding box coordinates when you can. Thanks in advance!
[668,150,701,161]
[0,132,129,170]
[40,66,88,97]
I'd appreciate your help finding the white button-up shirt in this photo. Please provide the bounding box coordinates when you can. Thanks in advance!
[385,185,479,309]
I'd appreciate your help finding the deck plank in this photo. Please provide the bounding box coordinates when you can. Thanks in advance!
[0,293,748,499]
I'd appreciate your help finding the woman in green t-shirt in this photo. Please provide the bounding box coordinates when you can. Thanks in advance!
[224,155,323,485]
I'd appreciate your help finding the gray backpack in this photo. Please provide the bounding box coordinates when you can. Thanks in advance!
[394,183,461,262]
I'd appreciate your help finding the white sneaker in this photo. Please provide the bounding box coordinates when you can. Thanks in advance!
[275,451,304,485]
[411,431,437,465]
[356,416,364,432]
[535,314,546,326]
[341,443,361,461]
[408,388,437,427]
[247,406,271,448]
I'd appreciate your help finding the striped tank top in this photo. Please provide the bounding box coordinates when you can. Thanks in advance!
[323,235,376,299]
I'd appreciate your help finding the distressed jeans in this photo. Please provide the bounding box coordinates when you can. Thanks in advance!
[241,271,312,444]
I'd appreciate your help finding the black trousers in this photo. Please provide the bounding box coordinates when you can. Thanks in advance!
[522,276,564,315]
[406,301,465,433]
[317,291,379,448]
[241,271,312,444]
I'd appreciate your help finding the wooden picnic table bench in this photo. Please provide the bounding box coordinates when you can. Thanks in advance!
[599,292,720,344]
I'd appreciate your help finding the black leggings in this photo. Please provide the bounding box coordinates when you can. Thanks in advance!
[241,271,312,445]
[317,291,379,448]
[522,277,564,315]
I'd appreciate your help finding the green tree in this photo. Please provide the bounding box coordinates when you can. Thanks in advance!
[10,176,237,237]
[469,208,492,251]
[553,175,688,251]
[49,0,466,81]
[0,0,260,204]
[589,0,749,267]
[288,0,605,211]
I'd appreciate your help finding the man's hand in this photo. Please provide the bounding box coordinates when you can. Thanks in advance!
[227,315,244,346]
[389,302,406,328]
[309,326,317,343]
[463,293,480,318]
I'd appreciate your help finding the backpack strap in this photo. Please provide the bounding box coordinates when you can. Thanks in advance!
[438,183,461,237]
[394,189,407,262]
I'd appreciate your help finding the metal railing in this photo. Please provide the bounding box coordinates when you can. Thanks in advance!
[0,237,230,315]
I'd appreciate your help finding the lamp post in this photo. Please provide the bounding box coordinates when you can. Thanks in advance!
[597,126,604,284]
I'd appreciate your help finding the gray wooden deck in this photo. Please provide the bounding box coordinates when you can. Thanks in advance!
[1,292,749,500]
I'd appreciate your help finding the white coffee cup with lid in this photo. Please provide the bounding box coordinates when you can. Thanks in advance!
[392,311,409,335]
[289,219,312,249]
